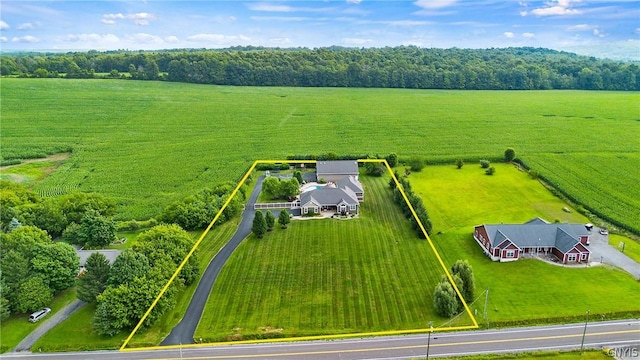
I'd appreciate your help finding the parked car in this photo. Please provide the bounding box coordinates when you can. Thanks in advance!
[599,228,608,235]
[29,308,51,323]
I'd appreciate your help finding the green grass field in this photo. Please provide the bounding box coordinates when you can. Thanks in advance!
[410,164,640,325]
[2,79,638,231]
[195,174,471,342]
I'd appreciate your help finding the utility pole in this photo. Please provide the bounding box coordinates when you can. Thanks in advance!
[426,321,433,359]
[580,310,590,354]
[483,288,489,322]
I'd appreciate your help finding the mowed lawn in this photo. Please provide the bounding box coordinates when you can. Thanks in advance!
[410,163,640,324]
[195,175,472,342]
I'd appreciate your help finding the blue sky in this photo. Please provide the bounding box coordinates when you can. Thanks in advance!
[1,1,639,59]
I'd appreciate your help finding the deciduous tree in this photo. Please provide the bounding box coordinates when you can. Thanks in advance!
[504,148,516,162]
[409,156,424,172]
[433,278,458,318]
[77,210,117,248]
[451,260,475,303]
[30,242,79,293]
[15,275,53,313]
[108,249,150,287]
[262,176,281,199]
[386,153,398,168]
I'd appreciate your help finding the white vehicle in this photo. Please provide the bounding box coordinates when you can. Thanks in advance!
[599,228,609,235]
[29,308,51,323]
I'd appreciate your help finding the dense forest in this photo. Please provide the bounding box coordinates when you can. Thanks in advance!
[2,46,638,90]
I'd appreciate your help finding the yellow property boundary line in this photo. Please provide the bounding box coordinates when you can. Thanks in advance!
[120,159,478,352]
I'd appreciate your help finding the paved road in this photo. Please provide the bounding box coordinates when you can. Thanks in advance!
[161,175,266,346]
[12,300,86,353]
[4,320,638,359]
[589,227,640,280]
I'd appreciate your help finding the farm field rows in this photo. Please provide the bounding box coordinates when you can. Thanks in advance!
[2,79,638,231]
[524,153,640,234]
[410,164,640,324]
[195,175,473,342]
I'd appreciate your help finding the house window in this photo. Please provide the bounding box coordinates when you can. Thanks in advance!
[568,254,577,262]
[581,253,587,260]
[505,250,515,258]
[314,207,319,213]
[350,204,356,211]
[303,207,308,214]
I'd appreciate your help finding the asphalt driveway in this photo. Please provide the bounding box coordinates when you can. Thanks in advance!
[161,175,265,345]
[588,227,640,280]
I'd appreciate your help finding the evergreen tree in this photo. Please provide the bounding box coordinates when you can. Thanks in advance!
[252,211,267,238]
[265,211,275,231]
[278,209,290,229]
[77,252,111,303]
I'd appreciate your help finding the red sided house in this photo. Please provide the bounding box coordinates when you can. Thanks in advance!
[473,218,591,263]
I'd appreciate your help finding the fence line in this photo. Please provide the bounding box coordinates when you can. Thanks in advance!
[254,202,300,210]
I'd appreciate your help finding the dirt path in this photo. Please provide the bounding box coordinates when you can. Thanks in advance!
[12,299,86,353]
[0,153,70,171]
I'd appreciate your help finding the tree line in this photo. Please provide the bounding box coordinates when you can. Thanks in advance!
[2,46,638,90]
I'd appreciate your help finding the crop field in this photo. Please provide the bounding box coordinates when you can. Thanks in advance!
[524,153,640,234]
[410,164,640,324]
[2,78,638,228]
[195,175,473,342]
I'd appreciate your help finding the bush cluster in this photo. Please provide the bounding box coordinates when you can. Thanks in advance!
[158,182,244,230]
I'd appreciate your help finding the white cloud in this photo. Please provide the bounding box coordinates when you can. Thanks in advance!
[251,16,314,22]
[269,37,291,45]
[187,33,250,45]
[130,13,155,26]
[342,37,373,45]
[567,24,592,31]
[0,36,7,42]
[102,13,155,26]
[127,33,163,44]
[522,32,535,38]
[12,35,39,43]
[248,3,294,12]
[636,28,640,34]
[165,35,179,43]
[0,20,9,30]
[247,3,334,13]
[62,33,119,43]
[504,32,515,38]
[17,22,34,30]
[525,0,582,16]
[347,0,362,4]
[413,0,457,9]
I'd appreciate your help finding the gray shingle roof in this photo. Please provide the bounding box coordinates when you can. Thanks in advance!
[336,175,363,194]
[77,250,121,267]
[482,219,590,252]
[316,161,359,177]
[300,187,358,207]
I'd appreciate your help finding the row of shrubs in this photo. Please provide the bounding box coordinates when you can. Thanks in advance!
[389,171,433,237]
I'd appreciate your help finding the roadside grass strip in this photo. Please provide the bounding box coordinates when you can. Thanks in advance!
[120,159,478,352]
